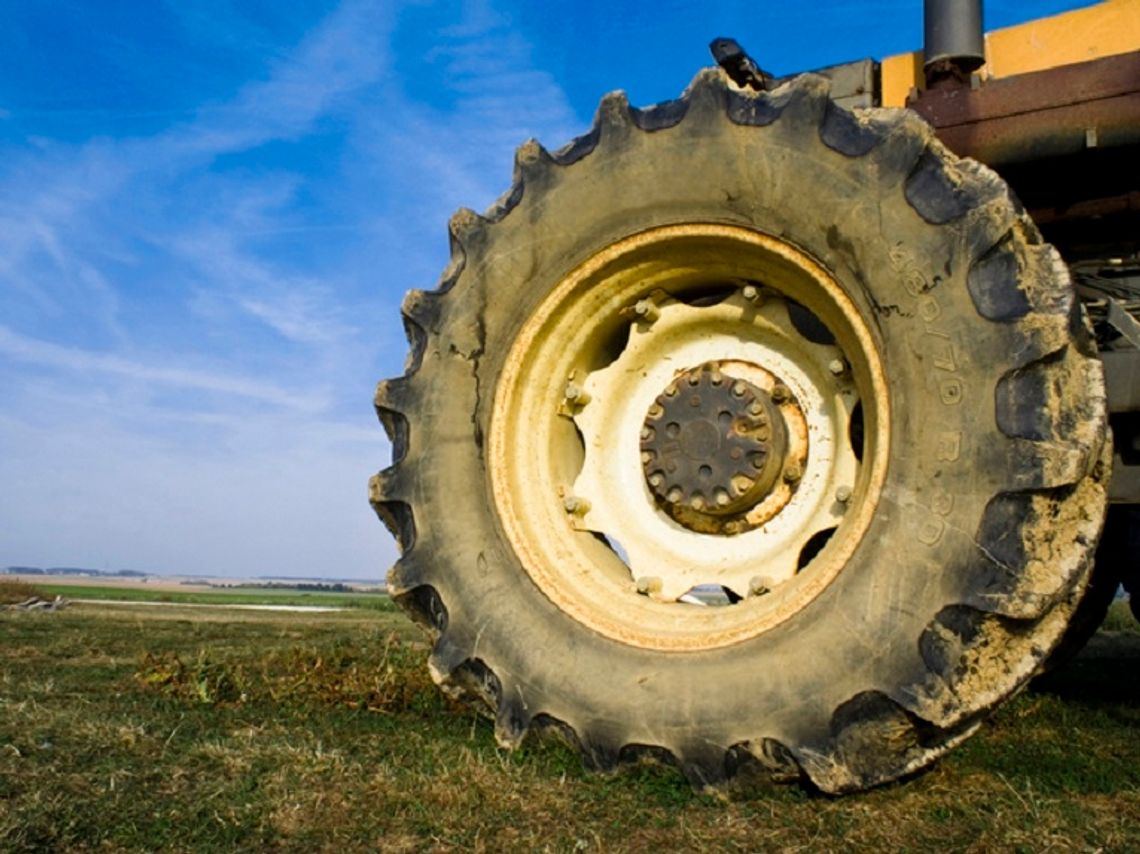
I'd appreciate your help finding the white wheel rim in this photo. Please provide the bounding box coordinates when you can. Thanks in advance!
[489,224,890,651]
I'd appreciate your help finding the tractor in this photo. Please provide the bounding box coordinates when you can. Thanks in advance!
[370,0,1140,792]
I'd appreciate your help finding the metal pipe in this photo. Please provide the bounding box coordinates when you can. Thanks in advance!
[924,0,985,74]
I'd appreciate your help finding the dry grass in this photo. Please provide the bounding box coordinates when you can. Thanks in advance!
[0,579,49,605]
[1,601,1139,852]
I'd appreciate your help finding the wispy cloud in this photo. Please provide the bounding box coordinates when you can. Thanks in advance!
[0,325,321,411]
[0,0,582,578]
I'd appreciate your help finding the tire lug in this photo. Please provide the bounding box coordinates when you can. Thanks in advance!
[741,284,763,305]
[666,486,683,503]
[732,381,747,398]
[714,489,730,507]
[828,358,848,377]
[783,462,803,484]
[649,472,664,487]
[836,485,852,503]
[771,383,791,404]
[690,495,705,510]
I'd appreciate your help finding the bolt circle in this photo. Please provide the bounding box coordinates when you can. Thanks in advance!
[640,362,791,526]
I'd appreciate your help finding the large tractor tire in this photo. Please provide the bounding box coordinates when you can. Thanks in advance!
[370,69,1110,793]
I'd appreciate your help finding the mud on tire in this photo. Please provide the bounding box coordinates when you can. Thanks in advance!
[370,69,1110,793]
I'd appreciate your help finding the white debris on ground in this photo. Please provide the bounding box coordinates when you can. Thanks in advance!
[5,596,68,612]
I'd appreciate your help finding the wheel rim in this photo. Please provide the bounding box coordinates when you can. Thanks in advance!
[489,224,890,650]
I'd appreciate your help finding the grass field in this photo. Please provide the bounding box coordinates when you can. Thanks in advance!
[2,600,1140,852]
[2,579,393,611]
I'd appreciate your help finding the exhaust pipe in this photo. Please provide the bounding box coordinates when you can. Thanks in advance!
[924,0,985,83]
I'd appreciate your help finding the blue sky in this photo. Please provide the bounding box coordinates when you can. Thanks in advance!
[0,0,1093,579]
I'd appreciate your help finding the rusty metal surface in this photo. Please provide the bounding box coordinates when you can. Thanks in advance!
[908,51,1140,166]
[1104,351,1140,413]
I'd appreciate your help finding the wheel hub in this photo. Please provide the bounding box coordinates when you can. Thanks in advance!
[640,363,788,525]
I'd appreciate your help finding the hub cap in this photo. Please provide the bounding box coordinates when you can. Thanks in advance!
[641,364,792,530]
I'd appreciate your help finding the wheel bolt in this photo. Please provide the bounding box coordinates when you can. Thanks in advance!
[640,426,653,441]
[649,472,664,487]
[564,382,590,405]
[742,284,763,304]
[690,495,705,510]
[771,384,791,403]
[562,495,590,515]
[636,576,663,595]
[633,299,659,322]
[828,358,848,377]
[714,489,730,507]
[667,487,683,503]
[783,462,803,484]
[749,576,773,596]
[836,485,852,503]
[732,381,747,398]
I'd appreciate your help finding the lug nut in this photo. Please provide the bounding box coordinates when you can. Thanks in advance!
[636,576,662,595]
[828,358,848,377]
[633,299,660,322]
[749,576,773,596]
[667,487,683,503]
[649,472,664,487]
[689,495,705,511]
[742,284,763,304]
[640,426,653,441]
[562,495,590,515]
[732,381,747,398]
[714,489,730,507]
[732,475,755,494]
[771,384,791,403]
[564,383,591,405]
[836,485,853,503]
[783,462,803,484]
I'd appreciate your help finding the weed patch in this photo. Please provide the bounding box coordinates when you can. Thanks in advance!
[135,633,449,714]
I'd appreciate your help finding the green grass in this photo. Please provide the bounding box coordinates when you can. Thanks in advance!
[2,603,1139,852]
[33,582,396,611]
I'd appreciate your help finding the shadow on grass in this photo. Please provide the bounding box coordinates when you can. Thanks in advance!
[1032,633,1140,706]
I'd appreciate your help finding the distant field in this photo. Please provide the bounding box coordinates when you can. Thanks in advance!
[2,574,393,611]
[32,582,394,611]
[2,600,1139,851]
